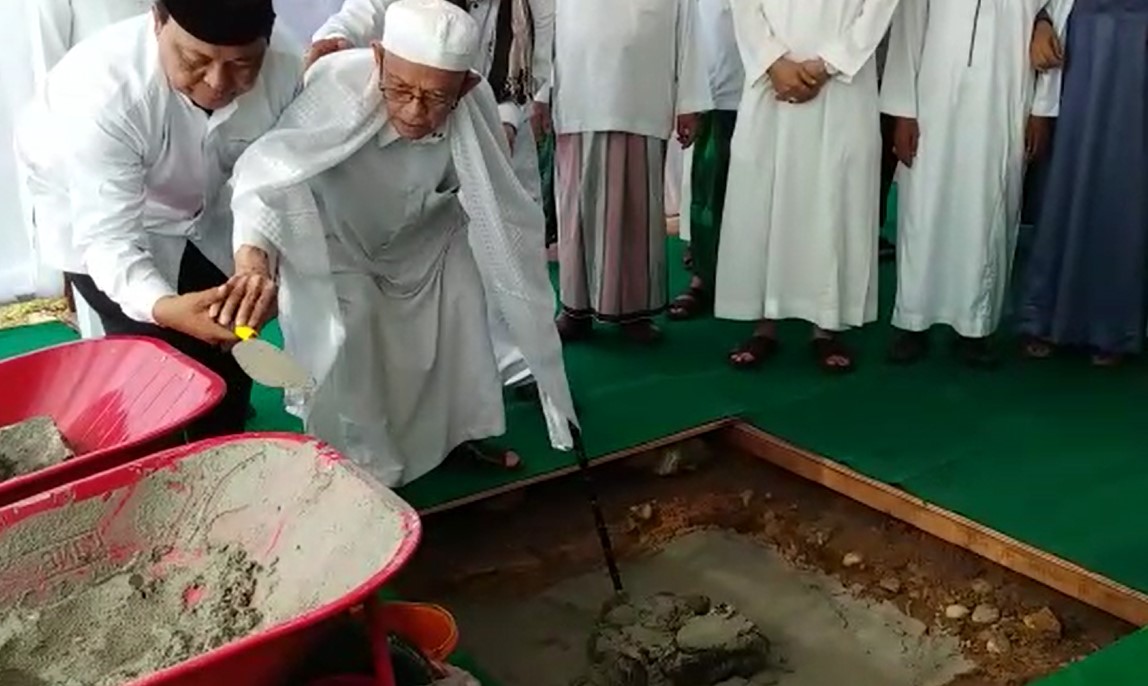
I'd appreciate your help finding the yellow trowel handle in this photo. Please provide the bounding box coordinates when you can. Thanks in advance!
[235,326,259,341]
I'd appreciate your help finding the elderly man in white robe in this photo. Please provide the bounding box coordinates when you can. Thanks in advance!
[294,0,553,393]
[229,0,577,486]
[881,0,1068,368]
[15,0,300,437]
[717,0,899,374]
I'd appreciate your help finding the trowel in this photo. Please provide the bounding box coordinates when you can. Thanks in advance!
[231,326,312,389]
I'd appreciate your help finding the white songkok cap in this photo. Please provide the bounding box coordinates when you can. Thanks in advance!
[381,0,480,73]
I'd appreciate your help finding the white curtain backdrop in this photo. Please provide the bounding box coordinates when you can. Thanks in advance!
[0,0,56,303]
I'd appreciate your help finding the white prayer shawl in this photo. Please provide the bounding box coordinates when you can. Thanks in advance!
[715,0,898,329]
[231,49,577,456]
[880,0,1068,337]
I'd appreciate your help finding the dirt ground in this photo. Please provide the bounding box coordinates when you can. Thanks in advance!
[396,439,1133,686]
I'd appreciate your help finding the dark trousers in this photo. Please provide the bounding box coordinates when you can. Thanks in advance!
[879,113,897,231]
[66,245,252,440]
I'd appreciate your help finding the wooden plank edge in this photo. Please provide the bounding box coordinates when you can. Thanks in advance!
[719,422,1148,627]
[416,418,737,516]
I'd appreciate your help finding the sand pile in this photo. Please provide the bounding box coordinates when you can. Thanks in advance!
[0,545,275,686]
[575,593,773,686]
[0,416,73,483]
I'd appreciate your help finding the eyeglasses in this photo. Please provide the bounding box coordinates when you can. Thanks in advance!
[379,84,455,111]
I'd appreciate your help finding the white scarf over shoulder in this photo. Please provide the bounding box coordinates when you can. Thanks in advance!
[231,49,577,450]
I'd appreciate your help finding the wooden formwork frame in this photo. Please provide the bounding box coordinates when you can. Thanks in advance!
[719,423,1148,627]
[420,419,1148,626]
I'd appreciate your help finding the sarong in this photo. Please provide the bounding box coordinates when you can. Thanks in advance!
[556,131,667,322]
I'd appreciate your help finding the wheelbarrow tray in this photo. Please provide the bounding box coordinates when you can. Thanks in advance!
[0,336,226,507]
[0,432,421,686]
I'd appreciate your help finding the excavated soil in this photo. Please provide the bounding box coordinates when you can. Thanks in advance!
[396,439,1134,686]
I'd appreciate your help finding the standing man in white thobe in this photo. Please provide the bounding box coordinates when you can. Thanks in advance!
[552,0,711,345]
[717,0,899,374]
[881,0,1066,367]
[298,0,553,390]
[230,0,577,486]
[668,0,744,321]
[15,0,300,437]
[25,0,152,338]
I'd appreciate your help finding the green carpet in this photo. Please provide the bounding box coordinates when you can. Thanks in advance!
[4,234,1148,682]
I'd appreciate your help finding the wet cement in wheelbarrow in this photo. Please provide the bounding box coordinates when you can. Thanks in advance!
[0,416,73,483]
[0,438,412,686]
[0,544,273,686]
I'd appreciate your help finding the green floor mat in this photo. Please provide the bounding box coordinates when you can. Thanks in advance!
[3,226,1147,682]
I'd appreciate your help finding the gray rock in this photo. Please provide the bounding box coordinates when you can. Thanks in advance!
[945,604,970,620]
[971,604,1000,625]
[970,578,994,596]
[842,552,863,568]
[878,577,902,594]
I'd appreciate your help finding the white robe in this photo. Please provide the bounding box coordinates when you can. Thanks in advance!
[715,0,899,329]
[25,0,150,337]
[881,0,1068,337]
[230,50,577,486]
[313,0,554,387]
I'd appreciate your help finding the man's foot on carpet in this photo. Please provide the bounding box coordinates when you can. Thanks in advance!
[667,282,711,321]
[622,320,664,346]
[453,441,523,471]
[887,330,929,365]
[1021,336,1054,360]
[811,334,856,375]
[879,237,896,262]
[954,335,999,369]
[728,335,779,370]
[682,245,694,270]
[556,312,593,342]
[1091,350,1124,367]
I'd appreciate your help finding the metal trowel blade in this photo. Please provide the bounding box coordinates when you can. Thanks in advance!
[231,337,312,389]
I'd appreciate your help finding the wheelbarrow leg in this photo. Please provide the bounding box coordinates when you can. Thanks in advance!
[571,423,624,594]
[365,596,398,686]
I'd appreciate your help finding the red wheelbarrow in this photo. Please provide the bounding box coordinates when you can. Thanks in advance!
[0,432,421,686]
[0,336,225,507]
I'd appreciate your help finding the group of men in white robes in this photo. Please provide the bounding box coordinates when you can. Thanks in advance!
[14,0,577,487]
[711,0,1070,373]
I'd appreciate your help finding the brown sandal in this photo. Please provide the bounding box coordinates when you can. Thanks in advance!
[811,336,855,375]
[667,287,711,321]
[1021,335,1054,359]
[728,335,779,370]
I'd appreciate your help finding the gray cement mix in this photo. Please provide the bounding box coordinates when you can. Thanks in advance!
[0,438,413,685]
[0,417,72,482]
[446,531,976,686]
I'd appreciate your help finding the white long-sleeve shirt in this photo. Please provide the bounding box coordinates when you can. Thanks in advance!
[26,0,152,92]
[551,0,712,139]
[313,0,555,131]
[15,16,301,323]
[697,0,744,111]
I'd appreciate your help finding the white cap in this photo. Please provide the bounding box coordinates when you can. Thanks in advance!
[381,0,480,73]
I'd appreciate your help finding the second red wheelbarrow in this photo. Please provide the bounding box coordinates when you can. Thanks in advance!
[0,336,226,507]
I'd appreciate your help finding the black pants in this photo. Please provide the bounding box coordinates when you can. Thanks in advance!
[66,245,252,440]
[879,113,898,231]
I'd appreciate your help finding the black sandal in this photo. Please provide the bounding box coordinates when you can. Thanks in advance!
[1021,335,1054,359]
[887,330,929,365]
[453,441,523,471]
[667,287,711,321]
[728,335,779,370]
[811,336,855,375]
